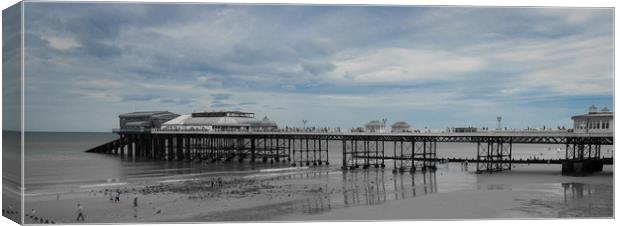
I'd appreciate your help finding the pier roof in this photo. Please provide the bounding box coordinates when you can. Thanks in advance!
[119,111,176,118]
[365,120,383,126]
[571,112,613,119]
[391,121,411,128]
[162,114,278,128]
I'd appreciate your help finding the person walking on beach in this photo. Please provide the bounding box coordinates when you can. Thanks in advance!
[133,197,138,207]
[113,188,121,202]
[76,204,85,222]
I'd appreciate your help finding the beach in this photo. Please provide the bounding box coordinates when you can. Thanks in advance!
[296,165,614,221]
[19,163,613,223]
[4,132,613,223]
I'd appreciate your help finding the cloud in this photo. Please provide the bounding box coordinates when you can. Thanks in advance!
[300,59,335,75]
[121,94,160,102]
[238,101,256,106]
[461,34,613,96]
[281,84,296,91]
[19,3,613,131]
[324,48,487,84]
[160,98,192,106]
[74,79,125,90]
[42,35,81,50]
[210,93,232,100]
[210,103,234,108]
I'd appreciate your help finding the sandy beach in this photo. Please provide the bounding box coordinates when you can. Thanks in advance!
[21,167,335,223]
[15,162,613,224]
[296,167,614,221]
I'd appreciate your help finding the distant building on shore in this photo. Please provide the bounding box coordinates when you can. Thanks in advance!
[571,105,613,133]
[161,110,278,132]
[391,121,411,133]
[119,111,179,130]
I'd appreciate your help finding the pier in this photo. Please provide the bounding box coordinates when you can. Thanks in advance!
[86,130,613,176]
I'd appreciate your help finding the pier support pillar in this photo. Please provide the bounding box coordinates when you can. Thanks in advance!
[250,138,256,163]
[476,138,512,174]
[563,138,604,176]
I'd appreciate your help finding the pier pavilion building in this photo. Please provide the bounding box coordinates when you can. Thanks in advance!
[453,127,478,133]
[365,120,384,133]
[119,111,180,131]
[390,121,411,133]
[160,111,278,132]
[572,105,613,133]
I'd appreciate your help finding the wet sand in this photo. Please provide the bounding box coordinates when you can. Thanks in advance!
[296,165,614,221]
[21,167,334,223]
[17,163,614,224]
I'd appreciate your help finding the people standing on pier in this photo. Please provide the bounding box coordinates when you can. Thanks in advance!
[76,204,85,222]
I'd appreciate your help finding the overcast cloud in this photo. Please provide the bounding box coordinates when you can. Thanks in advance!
[20,3,613,132]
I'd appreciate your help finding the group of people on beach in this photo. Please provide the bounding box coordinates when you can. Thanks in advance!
[25,208,56,224]
[211,177,224,188]
[69,187,140,222]
[108,188,122,202]
[9,178,235,223]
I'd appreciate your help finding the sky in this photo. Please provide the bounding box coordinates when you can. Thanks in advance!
[13,3,614,132]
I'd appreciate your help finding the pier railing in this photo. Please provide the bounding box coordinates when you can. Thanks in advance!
[112,128,153,133]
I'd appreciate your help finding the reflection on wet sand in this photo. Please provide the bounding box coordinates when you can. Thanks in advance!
[505,182,612,218]
[342,169,438,207]
[562,183,593,204]
[394,171,437,200]
[260,168,439,218]
[299,195,332,214]
[342,169,386,206]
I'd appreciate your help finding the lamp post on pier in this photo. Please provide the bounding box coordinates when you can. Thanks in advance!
[497,116,502,131]
[382,118,387,133]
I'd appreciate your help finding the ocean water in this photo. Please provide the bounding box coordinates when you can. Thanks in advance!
[24,132,292,195]
[23,132,613,195]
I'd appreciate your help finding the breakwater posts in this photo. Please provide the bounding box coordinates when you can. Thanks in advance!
[86,131,613,176]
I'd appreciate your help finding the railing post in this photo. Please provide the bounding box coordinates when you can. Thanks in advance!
[250,138,255,163]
